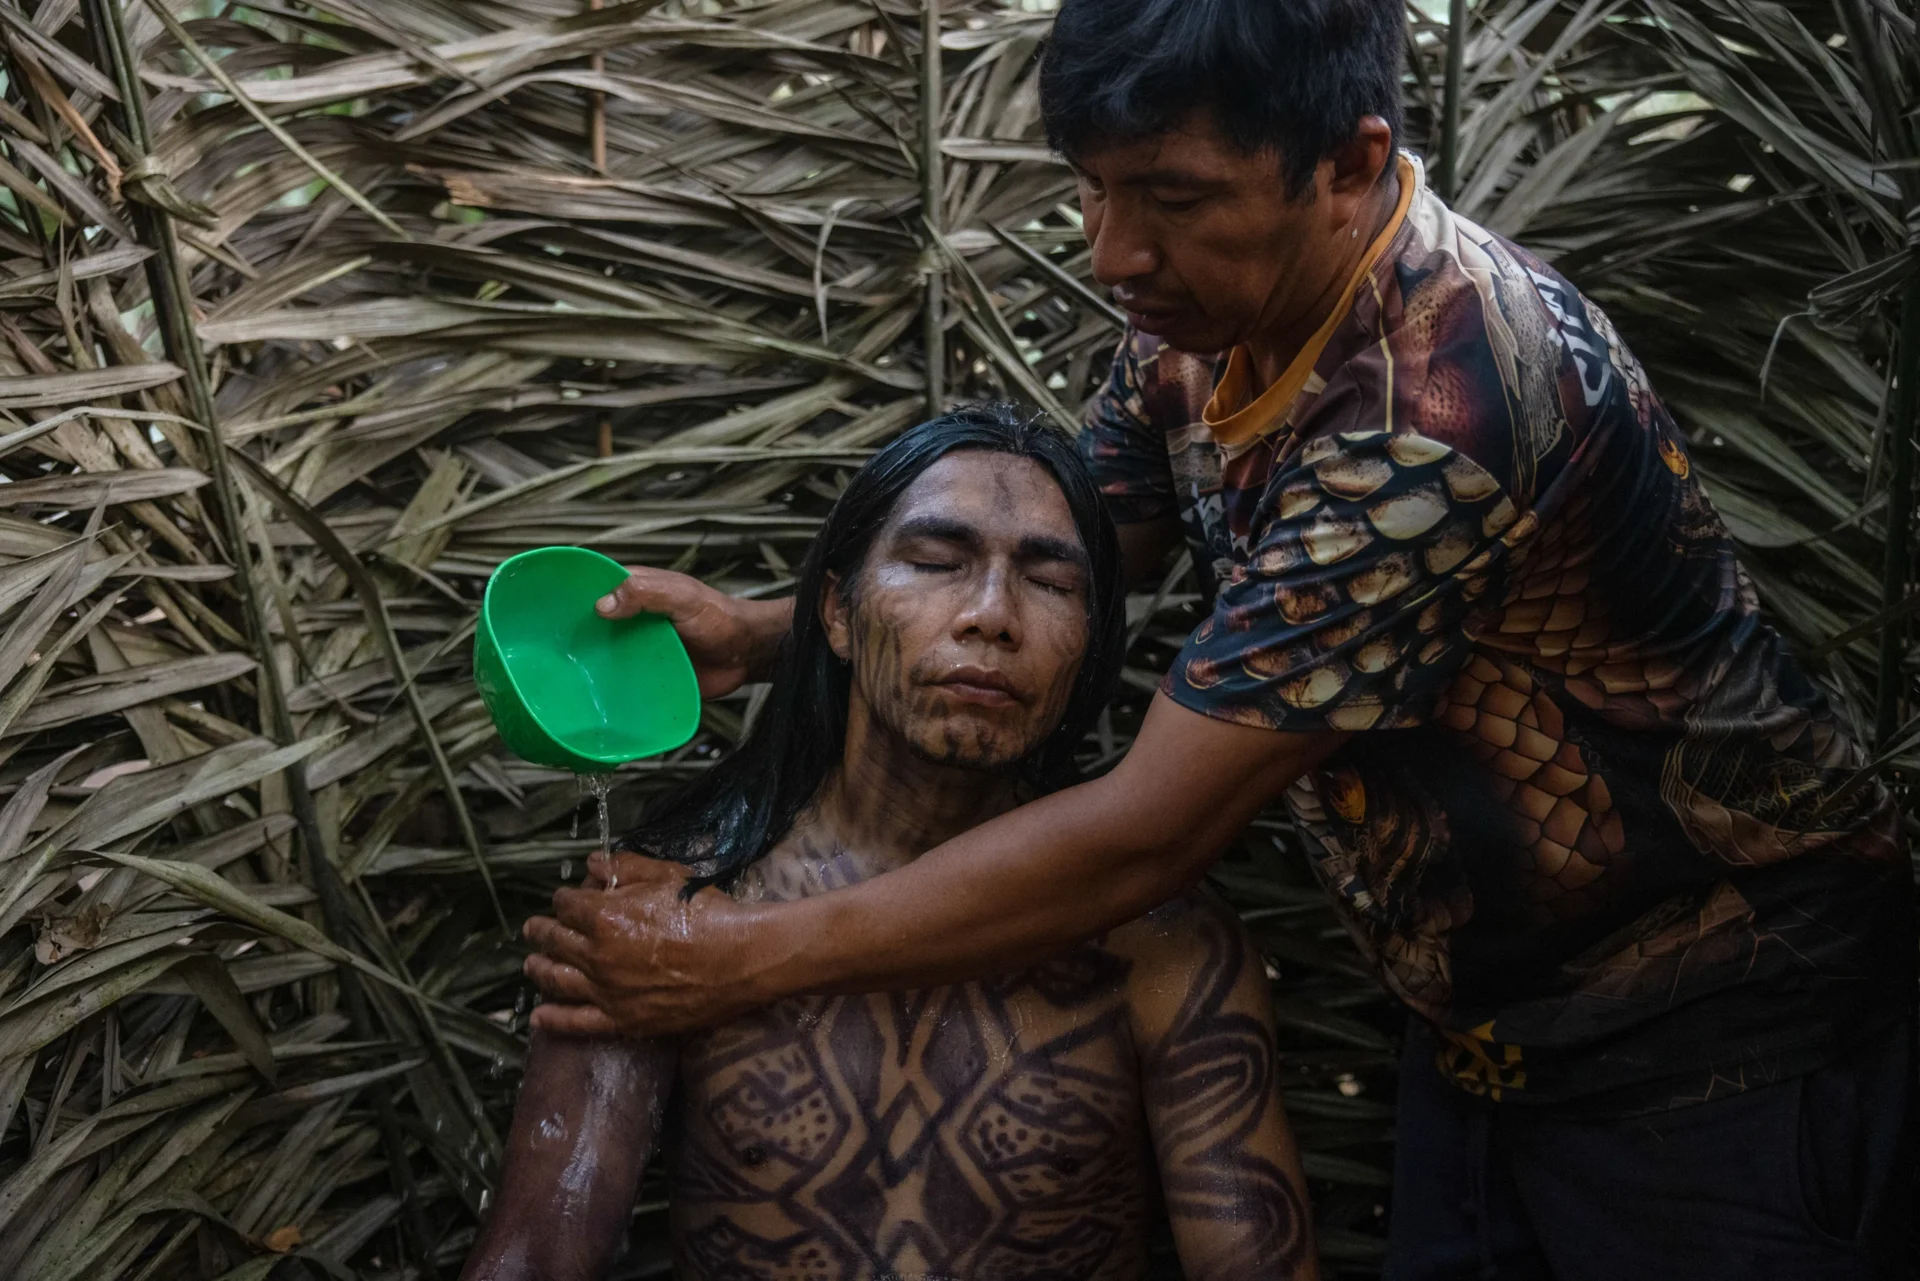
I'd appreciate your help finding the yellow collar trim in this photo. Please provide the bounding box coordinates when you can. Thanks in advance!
[1202,154,1418,449]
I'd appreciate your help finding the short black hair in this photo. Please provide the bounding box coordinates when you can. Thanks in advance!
[1041,0,1406,200]
[625,405,1125,892]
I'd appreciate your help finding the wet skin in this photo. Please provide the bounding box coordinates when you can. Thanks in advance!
[475,454,1317,1280]
[668,840,1309,1280]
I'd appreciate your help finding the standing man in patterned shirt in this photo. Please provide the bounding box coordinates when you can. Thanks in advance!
[526,0,1915,1275]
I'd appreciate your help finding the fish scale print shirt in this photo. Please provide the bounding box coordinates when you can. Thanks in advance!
[1080,154,1910,1111]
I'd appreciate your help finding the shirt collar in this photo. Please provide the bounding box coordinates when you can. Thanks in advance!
[1202,152,1420,449]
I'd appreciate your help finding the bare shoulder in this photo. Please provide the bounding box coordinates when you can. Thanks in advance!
[1103,881,1254,975]
[1103,882,1271,1050]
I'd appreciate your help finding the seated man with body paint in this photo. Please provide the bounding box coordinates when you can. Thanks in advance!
[463,408,1318,1281]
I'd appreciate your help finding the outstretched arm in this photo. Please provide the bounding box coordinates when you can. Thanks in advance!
[460,1031,675,1281]
[593,521,1176,696]
[1125,893,1317,1280]
[523,696,1342,1034]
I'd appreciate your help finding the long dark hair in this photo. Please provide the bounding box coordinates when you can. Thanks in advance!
[621,405,1125,889]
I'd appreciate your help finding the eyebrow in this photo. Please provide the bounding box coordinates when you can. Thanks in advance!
[892,515,1087,568]
[1122,168,1225,187]
[1070,157,1227,189]
[1078,165,1231,195]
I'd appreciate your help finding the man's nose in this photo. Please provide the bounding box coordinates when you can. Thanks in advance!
[953,566,1021,646]
[1089,207,1157,290]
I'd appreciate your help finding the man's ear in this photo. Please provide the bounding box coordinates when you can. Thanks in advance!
[821,570,853,661]
[1321,114,1396,223]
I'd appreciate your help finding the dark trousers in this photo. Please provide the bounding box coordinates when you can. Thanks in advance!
[1384,1020,1915,1280]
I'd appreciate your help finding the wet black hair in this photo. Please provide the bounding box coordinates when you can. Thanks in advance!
[1040,0,1406,200]
[621,405,1125,890]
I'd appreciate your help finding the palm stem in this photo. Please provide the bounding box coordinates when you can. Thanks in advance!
[1438,0,1469,200]
[921,0,947,416]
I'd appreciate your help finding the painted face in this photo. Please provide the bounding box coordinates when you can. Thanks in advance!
[827,451,1091,773]
[1073,112,1374,354]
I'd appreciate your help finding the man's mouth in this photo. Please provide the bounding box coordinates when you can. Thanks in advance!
[930,667,1021,707]
[1116,298,1183,332]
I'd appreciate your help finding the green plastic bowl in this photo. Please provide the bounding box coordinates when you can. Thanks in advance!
[474,547,700,772]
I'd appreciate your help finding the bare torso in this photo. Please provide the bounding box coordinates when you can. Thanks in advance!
[469,829,1309,1281]
[672,952,1156,1279]
[665,840,1263,1280]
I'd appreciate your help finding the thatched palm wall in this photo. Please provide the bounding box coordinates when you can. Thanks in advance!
[0,0,1911,1276]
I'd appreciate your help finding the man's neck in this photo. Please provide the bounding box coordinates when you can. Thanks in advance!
[806,704,1022,872]
[1244,166,1403,391]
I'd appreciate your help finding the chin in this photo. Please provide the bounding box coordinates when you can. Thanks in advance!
[1136,314,1232,355]
[909,744,1017,773]
[907,725,1029,774]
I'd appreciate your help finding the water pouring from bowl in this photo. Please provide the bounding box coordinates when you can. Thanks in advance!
[474,547,701,886]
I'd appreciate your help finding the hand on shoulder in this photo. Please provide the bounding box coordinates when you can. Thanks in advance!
[523,849,797,1037]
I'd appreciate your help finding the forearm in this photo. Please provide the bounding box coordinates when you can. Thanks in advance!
[755,699,1341,999]
[521,701,1341,1039]
[1117,516,1181,589]
[461,1031,675,1281]
[738,595,795,683]
[792,784,1202,994]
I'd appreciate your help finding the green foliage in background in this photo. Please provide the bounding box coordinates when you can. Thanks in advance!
[0,1,1911,1277]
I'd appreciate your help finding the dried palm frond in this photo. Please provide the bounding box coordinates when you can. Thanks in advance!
[0,0,1912,1278]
